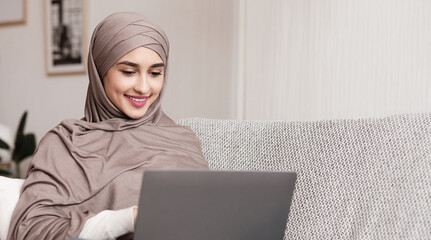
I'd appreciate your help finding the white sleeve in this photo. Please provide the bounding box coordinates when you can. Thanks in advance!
[78,206,136,240]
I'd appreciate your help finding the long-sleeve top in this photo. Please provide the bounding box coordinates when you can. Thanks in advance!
[78,207,135,240]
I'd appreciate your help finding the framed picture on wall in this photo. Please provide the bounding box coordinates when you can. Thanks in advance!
[45,0,87,75]
[0,0,26,26]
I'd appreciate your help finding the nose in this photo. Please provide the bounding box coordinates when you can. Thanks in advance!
[134,74,150,94]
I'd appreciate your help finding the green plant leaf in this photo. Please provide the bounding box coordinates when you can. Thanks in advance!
[12,111,36,163]
[0,138,9,150]
[12,137,22,162]
[13,120,26,158]
[16,111,27,138]
[0,168,11,176]
[18,134,36,163]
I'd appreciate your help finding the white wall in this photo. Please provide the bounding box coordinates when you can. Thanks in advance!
[240,0,431,120]
[87,0,238,121]
[2,0,431,145]
[0,0,237,142]
[0,1,88,143]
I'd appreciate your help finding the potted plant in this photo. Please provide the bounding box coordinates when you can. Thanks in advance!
[0,111,36,178]
[0,138,11,176]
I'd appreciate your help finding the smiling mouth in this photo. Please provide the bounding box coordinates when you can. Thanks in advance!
[124,94,150,108]
[126,96,146,102]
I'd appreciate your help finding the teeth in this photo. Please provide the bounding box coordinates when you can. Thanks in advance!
[127,96,146,102]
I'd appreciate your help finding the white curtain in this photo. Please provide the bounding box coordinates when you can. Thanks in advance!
[238,0,431,120]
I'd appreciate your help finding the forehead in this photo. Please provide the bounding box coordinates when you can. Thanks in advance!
[117,47,163,65]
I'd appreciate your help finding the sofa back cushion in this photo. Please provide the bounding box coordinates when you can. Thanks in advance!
[178,114,431,239]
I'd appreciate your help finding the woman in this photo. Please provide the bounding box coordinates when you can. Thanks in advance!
[7,12,208,240]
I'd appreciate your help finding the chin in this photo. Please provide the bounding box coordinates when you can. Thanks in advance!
[127,113,145,119]
[125,110,147,119]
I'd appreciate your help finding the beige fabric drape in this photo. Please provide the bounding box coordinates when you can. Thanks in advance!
[7,12,208,240]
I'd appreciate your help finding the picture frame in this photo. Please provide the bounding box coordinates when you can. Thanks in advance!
[0,0,27,26]
[44,0,87,76]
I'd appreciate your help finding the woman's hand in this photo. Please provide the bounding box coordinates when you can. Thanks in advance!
[133,207,138,225]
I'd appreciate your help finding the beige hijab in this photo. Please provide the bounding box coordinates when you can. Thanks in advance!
[8,12,208,240]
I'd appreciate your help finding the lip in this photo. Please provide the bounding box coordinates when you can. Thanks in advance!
[124,94,149,108]
[125,94,149,99]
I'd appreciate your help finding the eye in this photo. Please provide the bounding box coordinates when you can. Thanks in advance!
[121,70,135,75]
[150,71,162,76]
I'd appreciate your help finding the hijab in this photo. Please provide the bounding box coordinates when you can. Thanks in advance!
[8,12,208,240]
[84,11,168,125]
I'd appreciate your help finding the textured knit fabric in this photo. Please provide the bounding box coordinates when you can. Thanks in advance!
[178,113,431,239]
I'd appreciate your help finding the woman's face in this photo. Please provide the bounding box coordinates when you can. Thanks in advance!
[103,47,165,119]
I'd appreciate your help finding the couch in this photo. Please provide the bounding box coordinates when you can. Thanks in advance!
[177,114,431,239]
[1,114,430,239]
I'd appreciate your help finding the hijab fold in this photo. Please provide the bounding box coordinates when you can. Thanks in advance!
[8,12,208,240]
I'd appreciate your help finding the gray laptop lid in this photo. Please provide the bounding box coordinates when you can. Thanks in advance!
[134,170,296,240]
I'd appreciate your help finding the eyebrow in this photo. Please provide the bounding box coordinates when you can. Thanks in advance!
[117,61,165,68]
[117,61,138,67]
[150,63,165,68]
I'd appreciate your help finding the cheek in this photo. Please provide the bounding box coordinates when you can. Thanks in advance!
[106,75,129,96]
[152,79,164,95]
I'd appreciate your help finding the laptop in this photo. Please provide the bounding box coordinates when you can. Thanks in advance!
[134,170,297,240]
